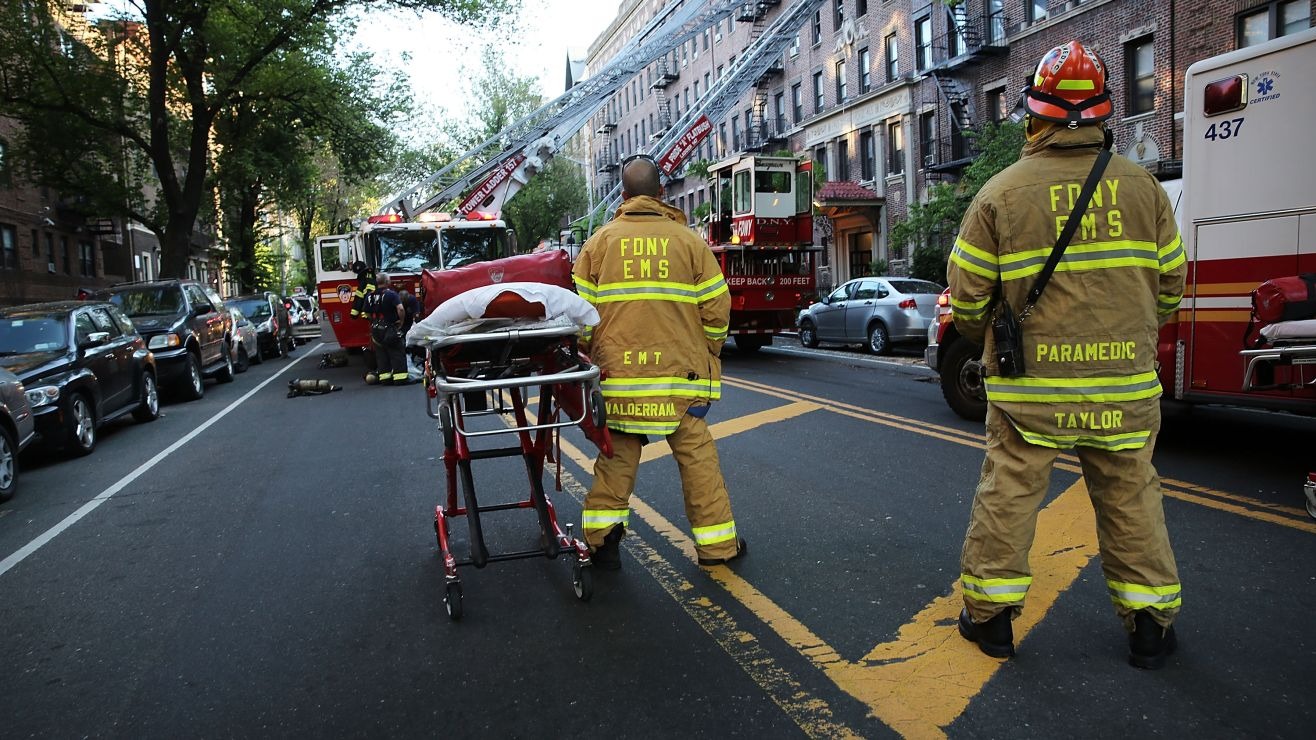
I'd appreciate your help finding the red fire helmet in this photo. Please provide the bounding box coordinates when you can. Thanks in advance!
[1022,41,1113,126]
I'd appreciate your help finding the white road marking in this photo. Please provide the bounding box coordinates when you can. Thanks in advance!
[0,343,323,578]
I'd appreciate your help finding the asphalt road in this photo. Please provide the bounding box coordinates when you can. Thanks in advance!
[1,337,1312,738]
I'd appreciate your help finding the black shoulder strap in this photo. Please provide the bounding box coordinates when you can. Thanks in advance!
[1023,148,1113,313]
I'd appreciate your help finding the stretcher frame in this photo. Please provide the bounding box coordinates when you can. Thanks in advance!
[419,323,605,620]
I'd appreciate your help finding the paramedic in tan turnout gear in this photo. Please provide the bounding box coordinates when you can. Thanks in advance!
[572,155,746,570]
[947,41,1186,669]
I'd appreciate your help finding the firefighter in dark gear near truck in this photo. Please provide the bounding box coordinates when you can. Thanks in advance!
[368,273,408,385]
[947,41,1186,669]
[572,156,746,569]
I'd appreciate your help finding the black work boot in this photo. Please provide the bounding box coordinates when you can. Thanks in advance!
[591,526,624,571]
[1128,611,1177,670]
[958,608,1015,658]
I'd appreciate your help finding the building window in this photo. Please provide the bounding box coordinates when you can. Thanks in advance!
[792,82,804,122]
[813,71,824,112]
[915,17,933,71]
[920,111,936,167]
[988,0,1007,44]
[859,47,871,93]
[774,91,786,132]
[986,86,1009,122]
[79,241,95,277]
[1127,36,1155,115]
[1,224,16,270]
[694,80,700,100]
[789,33,801,57]
[858,0,869,17]
[837,138,850,181]
[860,130,876,180]
[45,232,55,272]
[885,33,899,81]
[814,145,828,179]
[1027,0,1048,24]
[812,9,822,45]
[836,60,848,103]
[946,8,963,58]
[887,119,904,176]
[1239,1,1310,47]
[0,139,9,187]
[62,236,71,275]
[834,0,844,29]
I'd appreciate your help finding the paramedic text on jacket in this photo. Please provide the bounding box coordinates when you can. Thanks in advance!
[571,156,745,569]
[947,41,1186,670]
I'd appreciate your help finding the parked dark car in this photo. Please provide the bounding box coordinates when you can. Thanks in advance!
[0,301,159,457]
[796,277,944,355]
[97,279,234,400]
[226,293,294,360]
[1,367,37,502]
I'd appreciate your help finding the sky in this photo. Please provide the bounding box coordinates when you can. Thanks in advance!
[354,0,622,116]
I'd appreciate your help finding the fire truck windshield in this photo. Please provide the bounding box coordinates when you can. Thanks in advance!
[374,229,440,272]
[440,227,507,268]
[755,171,792,193]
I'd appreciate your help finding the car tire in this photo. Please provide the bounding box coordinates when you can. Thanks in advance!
[0,423,17,502]
[65,392,96,457]
[799,321,819,349]
[179,351,205,401]
[940,338,988,422]
[866,321,891,355]
[215,342,235,384]
[249,342,263,366]
[285,336,297,354]
[133,371,161,423]
[234,344,250,373]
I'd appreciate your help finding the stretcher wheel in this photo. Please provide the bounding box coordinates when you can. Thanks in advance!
[590,389,606,430]
[573,562,594,602]
[439,404,456,449]
[444,581,464,620]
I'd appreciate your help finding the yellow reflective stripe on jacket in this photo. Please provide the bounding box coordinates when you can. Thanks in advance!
[592,280,707,304]
[949,237,999,279]
[608,418,681,435]
[573,276,599,302]
[951,294,993,321]
[692,520,737,546]
[704,324,728,340]
[601,376,722,399]
[582,509,630,531]
[1157,294,1183,315]
[1107,580,1182,610]
[694,275,729,301]
[1157,234,1185,272]
[985,371,1162,403]
[961,574,1031,603]
[1016,428,1153,450]
[581,325,594,342]
[998,240,1160,281]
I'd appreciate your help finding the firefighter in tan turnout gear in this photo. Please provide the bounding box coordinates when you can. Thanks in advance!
[572,155,746,570]
[947,41,1186,669]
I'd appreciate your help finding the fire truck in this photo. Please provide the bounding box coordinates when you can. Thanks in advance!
[314,211,513,351]
[928,27,1316,422]
[705,154,820,352]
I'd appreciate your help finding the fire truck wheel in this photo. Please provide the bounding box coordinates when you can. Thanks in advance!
[735,335,767,353]
[799,321,819,349]
[940,338,988,422]
[866,321,891,356]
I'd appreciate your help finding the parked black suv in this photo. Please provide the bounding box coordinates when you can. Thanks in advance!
[0,301,160,457]
[97,279,234,400]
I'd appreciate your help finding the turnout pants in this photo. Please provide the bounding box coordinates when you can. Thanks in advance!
[961,405,1182,630]
[370,324,407,384]
[583,413,738,562]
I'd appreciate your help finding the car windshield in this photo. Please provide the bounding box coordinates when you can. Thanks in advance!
[229,298,272,321]
[106,287,184,317]
[0,317,68,354]
[374,229,440,272]
[888,279,945,295]
[441,227,507,268]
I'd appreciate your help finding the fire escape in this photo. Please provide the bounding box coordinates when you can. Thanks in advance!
[925,3,1009,175]
[649,54,680,141]
[734,1,781,153]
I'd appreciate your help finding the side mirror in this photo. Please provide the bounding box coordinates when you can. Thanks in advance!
[81,331,110,349]
[192,303,213,317]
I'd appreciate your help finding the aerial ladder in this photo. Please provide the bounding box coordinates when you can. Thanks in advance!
[377,0,826,222]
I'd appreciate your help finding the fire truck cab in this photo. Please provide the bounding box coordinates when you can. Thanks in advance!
[705,154,820,352]
[314,212,514,351]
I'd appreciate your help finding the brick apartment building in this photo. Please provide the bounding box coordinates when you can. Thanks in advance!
[582,0,1313,289]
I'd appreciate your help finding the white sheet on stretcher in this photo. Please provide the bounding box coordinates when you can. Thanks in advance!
[1260,319,1316,342]
[405,282,598,349]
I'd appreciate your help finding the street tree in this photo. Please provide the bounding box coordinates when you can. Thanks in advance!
[0,0,508,279]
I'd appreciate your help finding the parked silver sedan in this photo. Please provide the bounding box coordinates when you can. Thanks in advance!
[796,277,944,354]
[227,307,262,373]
